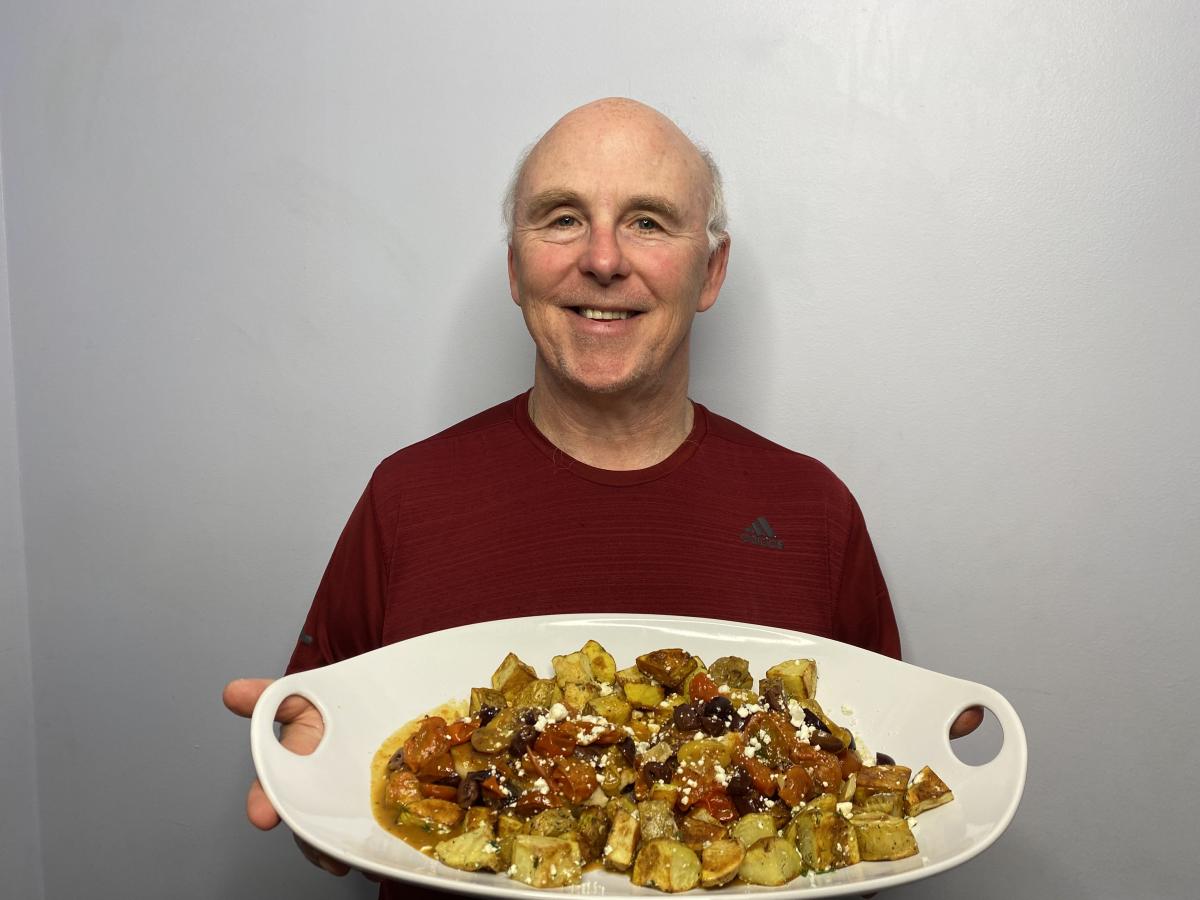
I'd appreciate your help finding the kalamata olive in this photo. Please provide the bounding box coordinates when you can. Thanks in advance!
[478,705,500,727]
[733,788,767,816]
[672,702,701,732]
[386,748,405,772]
[642,760,675,783]
[519,709,540,726]
[761,680,787,714]
[620,781,636,794]
[810,732,845,754]
[509,725,538,756]
[703,696,734,721]
[699,714,726,736]
[729,712,748,732]
[802,709,830,733]
[456,777,480,808]
[618,736,636,767]
[876,752,896,766]
[726,768,752,797]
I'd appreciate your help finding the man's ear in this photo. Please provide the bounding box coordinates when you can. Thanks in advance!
[697,235,730,313]
[507,244,522,306]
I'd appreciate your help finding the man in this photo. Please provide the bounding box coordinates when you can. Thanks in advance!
[224,98,980,892]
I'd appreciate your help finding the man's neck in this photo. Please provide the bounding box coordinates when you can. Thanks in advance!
[527,376,694,472]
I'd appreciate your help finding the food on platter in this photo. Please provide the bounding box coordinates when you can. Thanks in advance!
[370,641,954,891]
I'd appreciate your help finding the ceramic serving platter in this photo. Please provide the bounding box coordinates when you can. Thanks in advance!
[251,613,1026,896]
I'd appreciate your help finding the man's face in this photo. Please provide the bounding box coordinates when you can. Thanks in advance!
[508,102,729,400]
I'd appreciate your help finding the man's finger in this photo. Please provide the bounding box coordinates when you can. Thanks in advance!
[295,834,350,876]
[246,778,281,831]
[950,706,985,739]
[222,678,273,718]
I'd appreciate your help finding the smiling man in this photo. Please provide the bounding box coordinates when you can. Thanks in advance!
[224,99,973,894]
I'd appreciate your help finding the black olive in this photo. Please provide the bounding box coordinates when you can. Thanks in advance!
[456,777,480,808]
[802,709,830,733]
[509,725,537,756]
[726,768,752,797]
[876,752,896,766]
[434,771,462,786]
[618,736,636,767]
[519,709,540,726]
[729,712,748,732]
[466,769,491,782]
[810,733,845,754]
[733,788,767,815]
[703,696,734,721]
[386,748,406,772]
[761,681,787,714]
[620,781,636,794]
[699,714,726,736]
[642,760,675,783]
[478,705,500,727]
[672,702,701,732]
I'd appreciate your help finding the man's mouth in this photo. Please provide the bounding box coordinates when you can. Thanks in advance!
[572,307,639,321]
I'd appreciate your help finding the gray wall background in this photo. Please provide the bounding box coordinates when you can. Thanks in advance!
[1,2,1196,898]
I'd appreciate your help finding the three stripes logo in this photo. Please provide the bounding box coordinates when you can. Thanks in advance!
[741,516,784,550]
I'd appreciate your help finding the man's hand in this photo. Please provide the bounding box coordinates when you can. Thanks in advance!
[222,677,350,877]
[950,705,985,739]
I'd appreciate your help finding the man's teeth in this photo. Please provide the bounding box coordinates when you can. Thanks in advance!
[579,308,632,320]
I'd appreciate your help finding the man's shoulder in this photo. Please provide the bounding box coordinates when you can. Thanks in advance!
[699,406,853,497]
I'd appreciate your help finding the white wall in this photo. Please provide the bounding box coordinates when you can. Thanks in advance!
[1,2,1196,898]
[0,126,44,900]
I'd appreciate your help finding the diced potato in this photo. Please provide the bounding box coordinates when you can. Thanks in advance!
[462,806,496,835]
[766,659,818,700]
[562,681,600,713]
[552,650,595,686]
[856,790,904,817]
[679,808,727,852]
[468,686,507,718]
[636,649,698,689]
[624,681,666,710]
[491,652,538,700]
[637,799,682,844]
[785,797,860,872]
[581,640,617,683]
[906,765,954,815]
[739,835,804,886]
[850,812,918,861]
[630,838,701,893]
[434,825,503,872]
[707,656,754,690]
[701,838,745,887]
[509,834,583,888]
[585,693,632,726]
[603,807,640,871]
[575,806,610,862]
[855,765,913,805]
[495,812,529,868]
[530,807,577,837]
[730,812,777,849]
[615,665,648,687]
[513,678,563,710]
[396,798,463,834]
[649,782,681,807]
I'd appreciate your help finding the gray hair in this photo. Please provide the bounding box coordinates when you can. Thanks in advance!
[501,142,729,255]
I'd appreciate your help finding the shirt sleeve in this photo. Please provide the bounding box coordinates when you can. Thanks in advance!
[830,495,902,660]
[284,477,391,674]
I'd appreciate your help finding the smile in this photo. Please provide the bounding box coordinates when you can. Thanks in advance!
[574,308,638,320]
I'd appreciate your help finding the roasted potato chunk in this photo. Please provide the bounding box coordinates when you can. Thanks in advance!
[739,835,804,886]
[906,765,954,815]
[856,790,904,817]
[730,812,777,849]
[636,648,697,689]
[637,799,682,843]
[581,640,617,683]
[679,808,727,852]
[575,806,610,862]
[396,798,463,834]
[707,655,753,690]
[700,838,745,887]
[624,681,666,709]
[850,812,918,860]
[509,834,583,887]
[766,658,818,700]
[552,650,594,686]
[434,825,502,872]
[855,765,913,804]
[585,693,632,726]
[513,677,563,709]
[603,807,640,871]
[631,838,701,893]
[468,686,507,718]
[491,652,537,700]
[785,795,860,872]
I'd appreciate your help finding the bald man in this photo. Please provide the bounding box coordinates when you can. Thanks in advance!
[224,99,980,894]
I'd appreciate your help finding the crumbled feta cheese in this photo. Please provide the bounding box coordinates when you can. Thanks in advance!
[548,703,569,722]
[837,801,853,817]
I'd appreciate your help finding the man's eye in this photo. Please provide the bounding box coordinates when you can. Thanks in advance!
[553,215,578,228]
[634,217,659,231]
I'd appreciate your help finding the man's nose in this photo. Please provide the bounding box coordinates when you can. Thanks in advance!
[578,225,631,284]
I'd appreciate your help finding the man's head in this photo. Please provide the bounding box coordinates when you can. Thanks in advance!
[505,98,730,402]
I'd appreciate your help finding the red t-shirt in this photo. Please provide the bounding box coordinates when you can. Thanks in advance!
[284,392,899,896]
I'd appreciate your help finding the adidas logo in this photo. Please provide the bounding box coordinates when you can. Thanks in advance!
[741,516,784,550]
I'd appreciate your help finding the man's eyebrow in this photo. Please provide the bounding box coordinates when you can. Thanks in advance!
[521,189,584,221]
[627,195,684,224]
